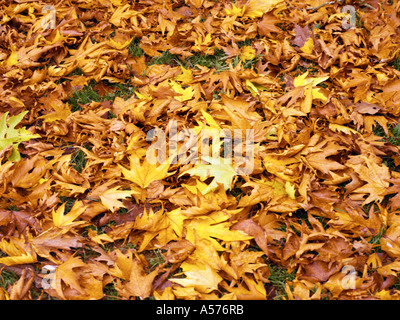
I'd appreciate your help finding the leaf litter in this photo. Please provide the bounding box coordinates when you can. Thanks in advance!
[0,0,400,300]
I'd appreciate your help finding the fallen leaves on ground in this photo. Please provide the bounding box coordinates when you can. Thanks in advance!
[0,0,400,300]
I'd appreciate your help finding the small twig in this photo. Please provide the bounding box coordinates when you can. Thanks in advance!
[361,3,376,10]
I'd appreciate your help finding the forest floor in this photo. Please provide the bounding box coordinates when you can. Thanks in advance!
[1,0,400,300]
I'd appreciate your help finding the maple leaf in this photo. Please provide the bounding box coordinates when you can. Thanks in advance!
[347,154,391,204]
[38,101,71,123]
[221,275,267,299]
[193,109,222,134]
[0,209,41,235]
[119,155,172,189]
[175,66,193,85]
[109,249,134,281]
[303,140,346,175]
[31,228,83,264]
[107,37,132,50]
[8,269,35,300]
[185,211,253,251]
[52,256,87,299]
[292,24,315,54]
[257,13,282,36]
[292,71,329,112]
[99,186,138,212]
[294,71,329,88]
[165,207,186,238]
[169,80,195,102]
[3,45,19,67]
[301,38,314,54]
[240,46,256,62]
[232,219,269,254]
[52,201,87,228]
[244,0,284,18]
[179,156,237,194]
[170,263,223,294]
[225,3,245,16]
[115,258,159,299]
[87,228,114,246]
[0,237,36,266]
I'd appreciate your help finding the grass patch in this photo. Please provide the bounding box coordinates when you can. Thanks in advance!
[369,226,386,252]
[147,48,232,72]
[139,46,261,71]
[149,51,181,66]
[267,263,296,300]
[393,57,400,71]
[128,38,144,57]
[294,62,318,77]
[59,196,77,214]
[187,49,228,71]
[237,38,257,48]
[69,68,84,76]
[229,186,244,201]
[68,80,136,112]
[230,55,261,70]
[374,123,400,146]
[76,245,101,263]
[103,282,120,300]
[0,270,19,290]
[104,83,136,101]
[373,123,400,171]
[146,248,165,272]
[68,80,102,112]
[71,149,87,173]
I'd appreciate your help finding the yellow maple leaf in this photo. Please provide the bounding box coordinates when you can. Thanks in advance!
[133,207,170,251]
[0,238,36,266]
[115,258,159,299]
[165,208,186,238]
[183,179,210,195]
[347,155,390,205]
[170,263,223,293]
[285,181,296,199]
[175,66,193,85]
[185,219,253,251]
[240,46,256,61]
[169,80,194,102]
[225,3,245,16]
[52,256,88,299]
[244,0,284,18]
[107,37,132,50]
[52,200,86,228]
[245,79,268,98]
[154,286,175,300]
[201,109,221,129]
[301,83,313,113]
[329,123,360,135]
[300,37,314,54]
[221,275,267,299]
[119,155,171,189]
[294,71,329,87]
[179,156,237,195]
[39,102,71,123]
[3,45,19,67]
[87,229,114,246]
[99,186,138,212]
[294,71,329,111]
[192,32,213,52]
[109,249,133,281]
